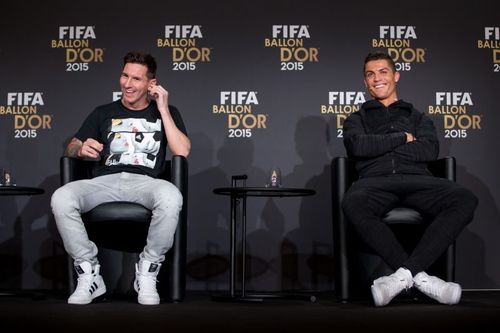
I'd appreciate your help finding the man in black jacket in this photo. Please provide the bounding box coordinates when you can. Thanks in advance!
[342,51,477,307]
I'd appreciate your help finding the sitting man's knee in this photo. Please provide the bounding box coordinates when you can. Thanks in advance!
[342,189,368,216]
[156,182,183,211]
[453,187,478,211]
[51,186,75,214]
[460,187,478,215]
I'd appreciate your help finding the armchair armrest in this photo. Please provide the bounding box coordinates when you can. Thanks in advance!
[60,156,97,185]
[331,156,352,300]
[427,156,456,182]
[166,155,188,196]
[164,155,188,302]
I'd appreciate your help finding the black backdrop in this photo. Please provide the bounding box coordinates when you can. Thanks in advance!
[1,0,499,291]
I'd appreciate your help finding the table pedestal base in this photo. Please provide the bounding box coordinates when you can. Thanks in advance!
[212,292,317,303]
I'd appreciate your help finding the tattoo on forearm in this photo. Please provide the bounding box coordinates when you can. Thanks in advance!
[65,139,81,157]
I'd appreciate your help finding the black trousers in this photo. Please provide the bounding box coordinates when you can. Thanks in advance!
[342,174,478,275]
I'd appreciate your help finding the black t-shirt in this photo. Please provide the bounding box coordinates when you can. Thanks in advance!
[75,100,187,178]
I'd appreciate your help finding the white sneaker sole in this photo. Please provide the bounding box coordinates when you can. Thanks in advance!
[134,279,160,305]
[68,285,106,305]
[138,296,160,305]
[371,285,387,307]
[443,285,462,305]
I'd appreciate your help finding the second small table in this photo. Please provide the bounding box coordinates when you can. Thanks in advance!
[0,186,44,196]
[213,186,316,303]
[0,185,45,299]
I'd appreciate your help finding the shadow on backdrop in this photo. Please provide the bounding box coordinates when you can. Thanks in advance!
[440,138,500,288]
[280,116,340,291]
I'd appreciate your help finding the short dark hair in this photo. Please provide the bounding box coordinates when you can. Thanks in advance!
[364,51,396,73]
[123,51,157,79]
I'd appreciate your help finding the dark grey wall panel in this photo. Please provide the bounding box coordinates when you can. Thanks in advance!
[1,0,498,291]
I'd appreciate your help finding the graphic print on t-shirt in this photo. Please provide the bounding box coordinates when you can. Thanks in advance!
[105,118,162,169]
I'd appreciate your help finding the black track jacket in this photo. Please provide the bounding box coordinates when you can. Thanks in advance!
[343,99,439,178]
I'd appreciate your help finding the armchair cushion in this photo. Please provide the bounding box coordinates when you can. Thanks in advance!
[81,202,152,252]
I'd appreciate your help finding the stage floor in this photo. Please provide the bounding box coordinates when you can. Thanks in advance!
[1,290,499,332]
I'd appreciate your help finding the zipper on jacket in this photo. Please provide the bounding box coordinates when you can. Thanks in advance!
[387,105,396,174]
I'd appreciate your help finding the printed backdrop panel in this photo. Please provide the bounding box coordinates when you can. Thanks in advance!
[0,0,499,291]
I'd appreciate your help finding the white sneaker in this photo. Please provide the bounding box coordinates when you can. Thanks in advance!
[413,272,462,305]
[371,267,413,307]
[68,261,106,305]
[134,259,161,305]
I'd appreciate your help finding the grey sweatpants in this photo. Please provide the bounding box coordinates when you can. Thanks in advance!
[51,172,182,266]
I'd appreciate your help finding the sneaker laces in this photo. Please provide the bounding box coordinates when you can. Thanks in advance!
[74,274,95,293]
[374,269,412,295]
[136,271,158,293]
[385,276,410,295]
[415,276,444,298]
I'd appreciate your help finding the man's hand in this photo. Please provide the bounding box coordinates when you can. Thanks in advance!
[78,138,103,159]
[148,84,191,157]
[148,84,169,115]
[405,132,416,143]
